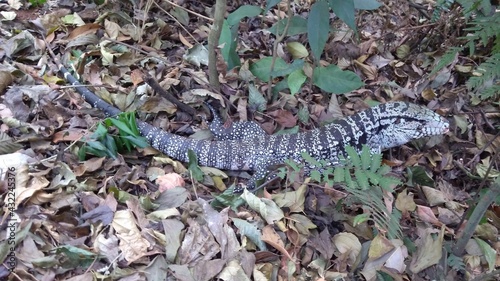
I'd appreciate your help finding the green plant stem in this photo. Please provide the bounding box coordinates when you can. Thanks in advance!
[452,176,500,256]
[267,0,292,99]
[207,0,226,91]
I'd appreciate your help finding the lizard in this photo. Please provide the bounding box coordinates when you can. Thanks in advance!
[47,48,450,192]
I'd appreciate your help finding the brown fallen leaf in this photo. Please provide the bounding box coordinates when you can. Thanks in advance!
[261,225,295,262]
[156,173,185,192]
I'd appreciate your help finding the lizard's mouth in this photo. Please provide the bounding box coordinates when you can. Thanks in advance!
[427,120,450,134]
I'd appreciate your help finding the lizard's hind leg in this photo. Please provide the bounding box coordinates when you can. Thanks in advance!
[205,102,267,141]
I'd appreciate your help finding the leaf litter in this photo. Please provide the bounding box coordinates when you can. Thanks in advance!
[0,0,499,280]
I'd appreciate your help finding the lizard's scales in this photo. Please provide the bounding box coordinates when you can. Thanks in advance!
[58,64,449,190]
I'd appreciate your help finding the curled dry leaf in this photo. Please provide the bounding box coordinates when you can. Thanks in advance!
[156,173,185,192]
[395,189,416,213]
[409,227,445,273]
[416,205,442,226]
[112,210,151,263]
[354,60,378,80]
[332,232,361,266]
[261,225,295,262]
[422,186,448,206]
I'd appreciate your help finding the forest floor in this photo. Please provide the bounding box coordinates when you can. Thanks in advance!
[0,0,499,280]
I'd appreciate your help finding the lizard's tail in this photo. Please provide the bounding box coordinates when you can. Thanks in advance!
[59,65,122,117]
[137,121,247,170]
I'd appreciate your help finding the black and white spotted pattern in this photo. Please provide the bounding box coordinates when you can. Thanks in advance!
[205,103,267,141]
[56,63,449,192]
[138,102,449,191]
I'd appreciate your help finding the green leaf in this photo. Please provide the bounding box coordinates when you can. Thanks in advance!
[287,42,309,59]
[297,105,309,123]
[375,271,395,281]
[474,238,496,272]
[241,189,284,224]
[270,59,304,78]
[109,186,132,203]
[219,20,241,70]
[86,140,108,151]
[272,79,290,95]
[77,145,86,160]
[308,0,330,60]
[313,65,364,94]
[429,48,460,76]
[94,123,109,139]
[121,135,149,148]
[249,57,289,82]
[265,0,282,14]
[232,218,267,250]
[108,118,135,136]
[288,69,307,95]
[345,169,357,189]
[227,5,262,26]
[353,213,370,226]
[54,245,97,268]
[353,0,382,10]
[125,113,140,135]
[275,126,299,135]
[171,6,189,26]
[211,186,246,210]
[406,166,435,187]
[248,84,267,112]
[328,0,356,31]
[103,134,118,158]
[269,16,307,36]
[447,254,466,271]
[187,150,204,182]
[84,146,108,158]
[276,167,287,179]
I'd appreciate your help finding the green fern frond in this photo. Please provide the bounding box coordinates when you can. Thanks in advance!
[432,0,455,22]
[294,145,404,239]
[334,166,345,182]
[430,47,462,77]
[476,85,500,100]
[462,13,500,55]
[448,253,466,271]
[335,145,403,238]
[355,169,370,190]
[360,145,372,170]
[345,146,362,168]
[370,152,382,173]
[458,0,497,18]
[467,53,500,98]
[348,186,403,239]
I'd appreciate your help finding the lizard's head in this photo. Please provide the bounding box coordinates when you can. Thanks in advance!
[366,102,449,150]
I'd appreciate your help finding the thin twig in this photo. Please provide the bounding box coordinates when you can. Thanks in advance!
[163,0,213,22]
[465,130,500,166]
[153,1,201,45]
[142,72,197,116]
